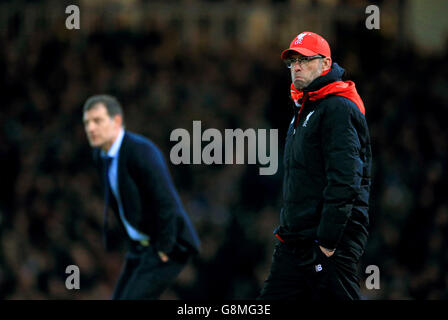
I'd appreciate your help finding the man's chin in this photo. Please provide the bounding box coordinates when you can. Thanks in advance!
[293,80,306,90]
[88,140,102,148]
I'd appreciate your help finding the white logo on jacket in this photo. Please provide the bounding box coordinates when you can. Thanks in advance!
[303,111,315,127]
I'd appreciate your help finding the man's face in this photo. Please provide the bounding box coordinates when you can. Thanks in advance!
[83,103,122,151]
[288,54,328,90]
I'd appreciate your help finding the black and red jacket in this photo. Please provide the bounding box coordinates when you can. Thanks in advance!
[275,62,371,257]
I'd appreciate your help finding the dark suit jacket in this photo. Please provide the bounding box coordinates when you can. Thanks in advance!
[93,131,200,255]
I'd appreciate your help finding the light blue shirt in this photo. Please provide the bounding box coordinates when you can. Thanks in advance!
[102,128,150,242]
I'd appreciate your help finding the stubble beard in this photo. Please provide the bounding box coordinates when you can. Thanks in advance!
[292,63,323,91]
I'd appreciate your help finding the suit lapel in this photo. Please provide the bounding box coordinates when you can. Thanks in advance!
[117,131,129,214]
[93,148,101,169]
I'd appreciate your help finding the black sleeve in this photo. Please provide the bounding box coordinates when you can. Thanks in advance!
[317,98,364,249]
[134,142,183,254]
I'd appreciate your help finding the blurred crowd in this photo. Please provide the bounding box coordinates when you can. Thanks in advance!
[1,3,448,300]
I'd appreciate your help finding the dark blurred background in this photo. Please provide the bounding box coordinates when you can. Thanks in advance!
[1,0,447,300]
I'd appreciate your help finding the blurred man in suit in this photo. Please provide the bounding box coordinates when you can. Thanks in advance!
[83,94,200,299]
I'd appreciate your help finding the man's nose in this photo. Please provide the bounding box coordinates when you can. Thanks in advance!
[86,122,95,133]
[293,62,302,72]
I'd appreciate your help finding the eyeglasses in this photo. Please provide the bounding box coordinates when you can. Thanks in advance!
[284,55,324,68]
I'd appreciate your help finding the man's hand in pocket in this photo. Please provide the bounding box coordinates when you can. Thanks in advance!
[319,246,335,258]
[158,251,169,263]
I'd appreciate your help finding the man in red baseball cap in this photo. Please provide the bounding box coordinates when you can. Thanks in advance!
[258,32,371,300]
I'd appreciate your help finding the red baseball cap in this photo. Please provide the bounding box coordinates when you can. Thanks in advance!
[281,32,331,59]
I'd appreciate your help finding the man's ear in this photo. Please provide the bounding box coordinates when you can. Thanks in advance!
[114,114,123,128]
[322,57,332,72]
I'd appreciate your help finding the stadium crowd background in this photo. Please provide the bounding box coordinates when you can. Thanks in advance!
[1,0,447,299]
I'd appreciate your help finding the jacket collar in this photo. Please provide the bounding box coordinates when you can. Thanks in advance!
[101,128,125,159]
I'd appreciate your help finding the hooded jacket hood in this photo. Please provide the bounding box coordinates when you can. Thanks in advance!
[290,62,365,115]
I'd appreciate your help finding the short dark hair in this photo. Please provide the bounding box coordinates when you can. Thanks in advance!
[83,94,125,126]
